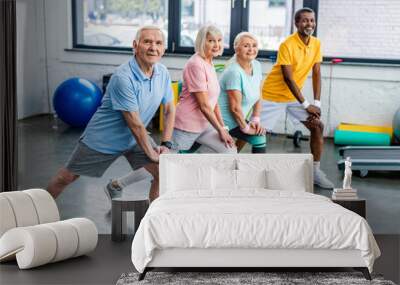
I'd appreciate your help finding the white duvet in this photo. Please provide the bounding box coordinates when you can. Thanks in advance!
[131,190,380,273]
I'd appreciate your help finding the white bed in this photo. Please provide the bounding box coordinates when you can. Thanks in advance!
[131,154,380,280]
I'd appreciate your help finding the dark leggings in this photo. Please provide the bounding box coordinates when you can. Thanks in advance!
[178,142,202,154]
[229,126,267,153]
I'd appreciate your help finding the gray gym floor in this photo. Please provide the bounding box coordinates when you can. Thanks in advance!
[0,234,398,285]
[2,114,398,285]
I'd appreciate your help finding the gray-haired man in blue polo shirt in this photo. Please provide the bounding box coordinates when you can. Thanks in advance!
[47,26,175,203]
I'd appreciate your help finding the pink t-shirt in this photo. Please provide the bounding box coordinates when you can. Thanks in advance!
[174,54,220,133]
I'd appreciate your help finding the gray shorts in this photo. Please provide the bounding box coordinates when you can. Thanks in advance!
[65,138,157,177]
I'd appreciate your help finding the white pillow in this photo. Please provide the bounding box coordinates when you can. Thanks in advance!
[236,169,268,189]
[167,163,212,191]
[212,168,237,190]
[237,158,309,192]
[266,165,307,192]
[211,169,268,190]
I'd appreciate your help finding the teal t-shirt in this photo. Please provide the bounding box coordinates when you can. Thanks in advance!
[218,60,263,130]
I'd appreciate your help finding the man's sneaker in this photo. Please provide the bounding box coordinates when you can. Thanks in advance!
[104,181,122,204]
[314,168,335,189]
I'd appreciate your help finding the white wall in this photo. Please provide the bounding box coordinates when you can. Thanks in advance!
[17,0,400,136]
[318,0,400,59]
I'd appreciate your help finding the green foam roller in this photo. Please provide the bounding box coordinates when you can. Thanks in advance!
[334,130,391,146]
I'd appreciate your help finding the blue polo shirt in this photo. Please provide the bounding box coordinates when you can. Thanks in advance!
[81,57,173,154]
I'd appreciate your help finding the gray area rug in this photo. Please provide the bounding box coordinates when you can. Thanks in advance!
[117,271,396,285]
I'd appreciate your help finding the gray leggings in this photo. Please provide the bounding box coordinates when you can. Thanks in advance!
[172,125,237,154]
[112,125,237,188]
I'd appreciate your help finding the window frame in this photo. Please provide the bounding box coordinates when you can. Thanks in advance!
[72,0,132,52]
[71,0,400,64]
[168,0,244,56]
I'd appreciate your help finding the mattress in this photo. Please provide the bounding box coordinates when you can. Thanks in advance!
[131,190,380,273]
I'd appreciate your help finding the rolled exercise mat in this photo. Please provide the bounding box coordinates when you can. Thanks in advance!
[337,123,393,138]
[334,130,391,146]
[159,81,181,131]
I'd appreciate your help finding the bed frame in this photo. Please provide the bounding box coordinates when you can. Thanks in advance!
[138,154,372,281]
[139,248,370,280]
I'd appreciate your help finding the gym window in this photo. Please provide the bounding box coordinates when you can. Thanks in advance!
[72,0,302,58]
[72,0,400,64]
[72,0,169,51]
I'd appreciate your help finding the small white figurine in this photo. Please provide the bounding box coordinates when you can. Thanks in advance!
[343,157,352,189]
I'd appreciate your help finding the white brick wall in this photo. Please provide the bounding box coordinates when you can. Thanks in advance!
[318,0,400,59]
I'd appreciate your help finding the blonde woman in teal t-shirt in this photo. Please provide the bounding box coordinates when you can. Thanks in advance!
[219,32,267,153]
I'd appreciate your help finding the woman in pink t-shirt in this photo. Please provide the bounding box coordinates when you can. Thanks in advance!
[172,25,236,153]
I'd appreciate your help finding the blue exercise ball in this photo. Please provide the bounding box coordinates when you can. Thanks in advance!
[53,78,102,128]
[393,108,400,142]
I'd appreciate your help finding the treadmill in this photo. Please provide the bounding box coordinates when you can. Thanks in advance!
[337,146,400,177]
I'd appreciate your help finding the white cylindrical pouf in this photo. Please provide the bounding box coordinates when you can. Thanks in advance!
[0,189,98,269]
[65,218,98,257]
[0,218,98,269]
[1,192,39,227]
[0,196,17,237]
[42,221,79,262]
[24,189,60,223]
[0,226,57,269]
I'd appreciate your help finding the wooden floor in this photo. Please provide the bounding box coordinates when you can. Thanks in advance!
[0,235,399,285]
